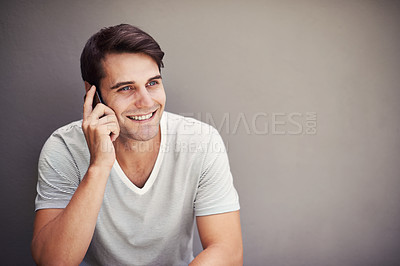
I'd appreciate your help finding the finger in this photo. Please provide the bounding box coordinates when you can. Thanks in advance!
[105,122,119,135]
[91,103,116,120]
[96,122,119,140]
[83,85,96,119]
[94,120,117,134]
[98,114,119,126]
[98,116,120,142]
[109,123,120,142]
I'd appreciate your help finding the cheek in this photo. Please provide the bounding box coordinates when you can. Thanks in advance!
[108,97,132,114]
[153,88,166,105]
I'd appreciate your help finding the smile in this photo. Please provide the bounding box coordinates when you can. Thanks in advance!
[127,110,156,121]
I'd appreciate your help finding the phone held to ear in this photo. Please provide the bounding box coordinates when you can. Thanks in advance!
[93,90,103,109]
[84,87,112,136]
[84,87,103,109]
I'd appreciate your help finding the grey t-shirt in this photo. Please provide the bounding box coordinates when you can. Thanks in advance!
[35,111,240,265]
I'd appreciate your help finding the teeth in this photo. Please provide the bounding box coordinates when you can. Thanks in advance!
[129,112,153,121]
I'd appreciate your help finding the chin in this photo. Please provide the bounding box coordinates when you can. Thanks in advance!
[123,125,159,142]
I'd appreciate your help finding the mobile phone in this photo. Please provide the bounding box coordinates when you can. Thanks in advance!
[92,89,103,109]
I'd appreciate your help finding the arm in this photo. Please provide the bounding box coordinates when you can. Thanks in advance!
[190,210,243,266]
[31,86,120,265]
[32,166,110,265]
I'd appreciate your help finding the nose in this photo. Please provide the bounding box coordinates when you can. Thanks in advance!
[135,87,153,109]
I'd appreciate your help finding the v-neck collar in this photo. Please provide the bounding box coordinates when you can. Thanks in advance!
[112,112,167,195]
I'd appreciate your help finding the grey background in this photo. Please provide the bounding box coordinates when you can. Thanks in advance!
[1,0,399,265]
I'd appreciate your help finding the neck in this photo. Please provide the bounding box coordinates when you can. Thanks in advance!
[114,131,161,164]
[113,130,161,188]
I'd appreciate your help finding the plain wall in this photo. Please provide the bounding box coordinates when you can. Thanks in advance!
[1,0,399,265]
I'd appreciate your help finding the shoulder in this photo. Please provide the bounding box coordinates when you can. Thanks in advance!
[50,120,84,138]
[163,111,219,139]
[162,111,227,159]
[45,120,84,143]
[40,119,87,161]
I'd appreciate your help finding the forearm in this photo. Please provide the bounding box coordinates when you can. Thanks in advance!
[32,165,110,265]
[190,244,243,266]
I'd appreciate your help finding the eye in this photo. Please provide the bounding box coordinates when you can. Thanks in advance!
[147,80,158,86]
[119,85,132,92]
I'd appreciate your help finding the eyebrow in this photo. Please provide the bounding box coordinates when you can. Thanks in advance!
[109,75,162,90]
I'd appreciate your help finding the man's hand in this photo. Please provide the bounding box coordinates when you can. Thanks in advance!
[82,85,120,170]
[32,87,119,265]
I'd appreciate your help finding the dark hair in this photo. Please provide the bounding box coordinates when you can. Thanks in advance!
[80,24,164,89]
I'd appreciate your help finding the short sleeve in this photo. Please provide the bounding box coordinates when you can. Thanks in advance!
[35,132,81,211]
[194,128,240,216]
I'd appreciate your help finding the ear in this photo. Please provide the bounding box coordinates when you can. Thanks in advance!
[84,81,92,93]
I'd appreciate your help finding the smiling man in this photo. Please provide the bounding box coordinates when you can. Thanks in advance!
[31,24,242,266]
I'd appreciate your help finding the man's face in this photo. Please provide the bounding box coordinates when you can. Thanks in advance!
[99,52,166,142]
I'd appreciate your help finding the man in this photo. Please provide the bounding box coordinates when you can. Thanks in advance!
[31,24,242,265]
